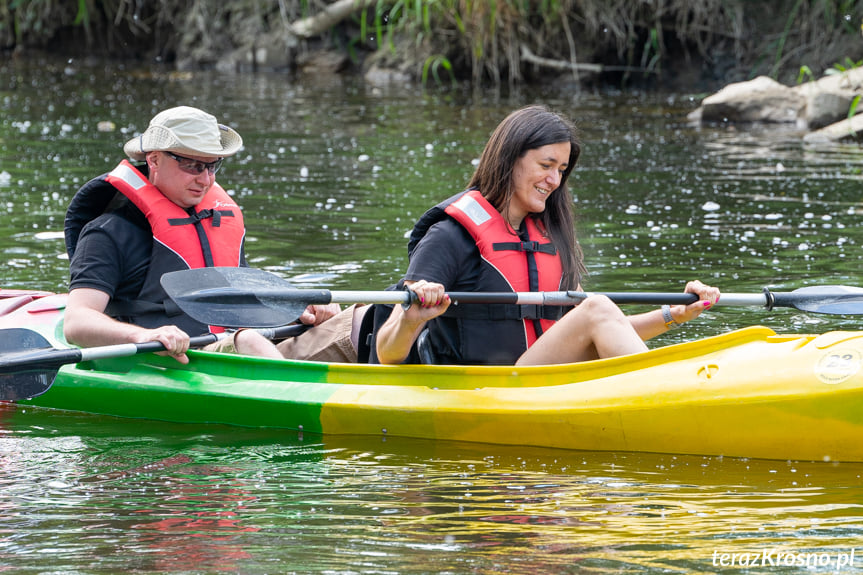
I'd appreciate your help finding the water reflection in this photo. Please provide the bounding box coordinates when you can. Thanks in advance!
[128,466,259,573]
[3,406,863,573]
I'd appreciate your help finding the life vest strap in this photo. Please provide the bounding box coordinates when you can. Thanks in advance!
[443,303,567,321]
[168,208,235,228]
[492,240,557,255]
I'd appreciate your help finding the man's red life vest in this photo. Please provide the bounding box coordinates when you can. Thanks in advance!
[105,160,244,268]
[65,160,246,334]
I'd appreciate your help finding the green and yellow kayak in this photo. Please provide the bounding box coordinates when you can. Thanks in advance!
[4,292,863,462]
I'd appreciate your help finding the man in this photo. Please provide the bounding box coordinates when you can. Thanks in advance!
[64,105,356,363]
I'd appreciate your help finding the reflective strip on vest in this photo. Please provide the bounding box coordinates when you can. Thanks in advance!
[109,162,149,191]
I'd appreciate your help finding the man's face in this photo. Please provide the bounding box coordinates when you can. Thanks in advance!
[147,151,219,209]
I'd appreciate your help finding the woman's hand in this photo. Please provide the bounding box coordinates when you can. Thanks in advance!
[403,280,451,323]
[674,280,721,324]
[374,279,450,364]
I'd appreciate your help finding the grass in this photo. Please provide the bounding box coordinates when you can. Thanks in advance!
[2,0,862,89]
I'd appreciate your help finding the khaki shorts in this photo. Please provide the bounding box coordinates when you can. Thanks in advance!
[202,331,241,354]
[276,304,359,363]
[202,304,361,363]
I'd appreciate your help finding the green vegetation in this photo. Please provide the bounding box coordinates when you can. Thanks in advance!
[849,94,861,119]
[2,0,862,89]
[827,55,863,74]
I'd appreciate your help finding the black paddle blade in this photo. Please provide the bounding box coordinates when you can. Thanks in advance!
[0,329,59,400]
[781,285,863,315]
[161,267,319,328]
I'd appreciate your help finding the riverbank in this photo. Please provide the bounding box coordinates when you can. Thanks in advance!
[2,0,862,92]
[688,68,863,142]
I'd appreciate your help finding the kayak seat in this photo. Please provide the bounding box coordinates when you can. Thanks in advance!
[416,328,437,365]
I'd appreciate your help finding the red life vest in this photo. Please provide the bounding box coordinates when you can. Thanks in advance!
[105,160,244,268]
[444,189,563,346]
[64,160,246,334]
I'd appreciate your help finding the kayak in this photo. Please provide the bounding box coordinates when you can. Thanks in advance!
[3,290,863,463]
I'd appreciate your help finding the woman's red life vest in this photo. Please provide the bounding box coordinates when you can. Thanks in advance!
[443,189,563,346]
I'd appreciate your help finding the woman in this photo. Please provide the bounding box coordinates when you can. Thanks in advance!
[375,105,719,366]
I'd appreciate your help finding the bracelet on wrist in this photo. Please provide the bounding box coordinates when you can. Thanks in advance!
[662,304,682,330]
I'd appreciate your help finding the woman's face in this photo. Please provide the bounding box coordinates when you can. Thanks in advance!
[506,142,570,229]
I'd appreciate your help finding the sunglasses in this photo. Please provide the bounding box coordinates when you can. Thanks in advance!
[164,151,223,175]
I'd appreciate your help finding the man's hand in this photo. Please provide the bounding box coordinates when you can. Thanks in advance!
[297,303,341,326]
[132,325,192,364]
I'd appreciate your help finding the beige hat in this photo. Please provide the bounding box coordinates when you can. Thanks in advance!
[123,106,243,162]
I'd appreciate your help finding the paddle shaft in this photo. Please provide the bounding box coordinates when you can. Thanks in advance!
[0,324,308,375]
[321,290,826,309]
[185,287,768,307]
[162,267,863,329]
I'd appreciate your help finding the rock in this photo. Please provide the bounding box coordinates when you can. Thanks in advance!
[800,66,863,94]
[692,76,806,124]
[364,63,412,87]
[297,50,349,75]
[793,68,863,129]
[689,68,863,140]
[803,113,863,143]
[798,87,855,130]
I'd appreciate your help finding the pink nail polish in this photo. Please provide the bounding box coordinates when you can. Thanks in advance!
[703,301,711,308]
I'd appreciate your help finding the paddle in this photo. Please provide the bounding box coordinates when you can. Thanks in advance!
[0,324,308,401]
[161,267,863,328]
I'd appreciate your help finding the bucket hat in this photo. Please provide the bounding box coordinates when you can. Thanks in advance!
[123,106,243,162]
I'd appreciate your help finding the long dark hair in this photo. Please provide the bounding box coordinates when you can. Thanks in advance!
[467,105,586,290]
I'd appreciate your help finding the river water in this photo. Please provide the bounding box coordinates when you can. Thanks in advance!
[1,57,863,573]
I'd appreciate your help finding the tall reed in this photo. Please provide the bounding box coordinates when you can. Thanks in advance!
[2,0,861,89]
